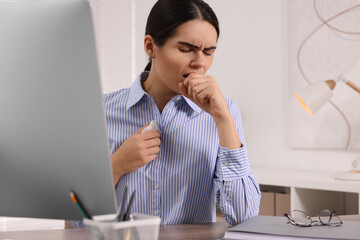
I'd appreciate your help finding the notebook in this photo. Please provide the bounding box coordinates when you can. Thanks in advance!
[223,215,360,240]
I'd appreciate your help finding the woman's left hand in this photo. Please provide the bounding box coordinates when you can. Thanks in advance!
[178,73,228,119]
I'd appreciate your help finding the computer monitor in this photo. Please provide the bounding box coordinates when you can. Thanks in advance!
[0,0,117,219]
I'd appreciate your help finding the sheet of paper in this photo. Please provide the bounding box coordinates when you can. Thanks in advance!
[0,217,64,232]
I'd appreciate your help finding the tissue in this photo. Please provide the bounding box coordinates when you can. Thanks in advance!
[142,120,160,133]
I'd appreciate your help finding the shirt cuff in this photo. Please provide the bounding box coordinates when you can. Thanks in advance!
[218,146,251,179]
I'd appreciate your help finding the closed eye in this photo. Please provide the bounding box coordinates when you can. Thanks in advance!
[180,48,214,56]
[203,50,212,56]
[179,48,191,53]
[178,41,216,56]
[203,48,215,56]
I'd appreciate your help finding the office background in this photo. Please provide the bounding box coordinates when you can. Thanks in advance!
[90,0,359,174]
[1,0,359,232]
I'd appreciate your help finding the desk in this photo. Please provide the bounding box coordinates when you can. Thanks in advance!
[1,217,360,240]
[0,222,230,240]
[159,222,229,240]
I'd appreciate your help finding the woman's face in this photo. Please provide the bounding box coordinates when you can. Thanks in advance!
[150,19,218,94]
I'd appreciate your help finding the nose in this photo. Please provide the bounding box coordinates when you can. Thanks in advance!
[190,52,206,70]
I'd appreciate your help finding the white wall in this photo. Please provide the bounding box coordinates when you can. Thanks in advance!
[94,0,359,173]
[89,0,132,93]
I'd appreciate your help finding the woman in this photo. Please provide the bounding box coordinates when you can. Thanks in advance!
[106,0,260,225]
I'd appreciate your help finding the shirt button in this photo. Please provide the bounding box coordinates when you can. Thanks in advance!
[225,196,230,202]
[153,210,159,215]
[154,184,159,190]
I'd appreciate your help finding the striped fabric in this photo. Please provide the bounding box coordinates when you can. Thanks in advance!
[103,71,261,225]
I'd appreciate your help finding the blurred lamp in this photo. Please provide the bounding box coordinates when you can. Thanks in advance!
[295,76,360,116]
[294,61,360,180]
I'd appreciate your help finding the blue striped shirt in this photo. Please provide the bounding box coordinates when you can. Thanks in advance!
[104,71,260,225]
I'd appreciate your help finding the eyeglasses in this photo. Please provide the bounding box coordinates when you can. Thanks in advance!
[284,210,343,227]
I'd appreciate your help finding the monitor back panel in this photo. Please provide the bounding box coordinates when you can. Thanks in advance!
[0,0,116,219]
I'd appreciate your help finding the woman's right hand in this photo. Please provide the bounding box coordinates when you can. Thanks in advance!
[111,123,161,185]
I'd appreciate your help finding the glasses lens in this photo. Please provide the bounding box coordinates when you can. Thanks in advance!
[319,209,332,224]
[319,210,342,226]
[287,210,312,226]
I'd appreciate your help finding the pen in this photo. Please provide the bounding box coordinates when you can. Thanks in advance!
[123,190,136,221]
[70,189,92,219]
[115,186,128,222]
[124,190,137,240]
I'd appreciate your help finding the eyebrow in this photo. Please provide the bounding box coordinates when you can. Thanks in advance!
[178,41,217,51]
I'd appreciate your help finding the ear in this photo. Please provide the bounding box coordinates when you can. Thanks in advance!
[144,35,156,58]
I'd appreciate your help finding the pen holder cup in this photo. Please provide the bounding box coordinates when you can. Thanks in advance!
[84,213,161,240]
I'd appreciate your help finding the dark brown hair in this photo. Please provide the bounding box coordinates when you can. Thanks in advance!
[144,0,219,71]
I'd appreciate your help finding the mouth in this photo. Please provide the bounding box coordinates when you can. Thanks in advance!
[183,74,190,79]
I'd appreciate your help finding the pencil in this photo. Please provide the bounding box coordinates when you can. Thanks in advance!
[70,189,92,219]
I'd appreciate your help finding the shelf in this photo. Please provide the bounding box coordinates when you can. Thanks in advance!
[252,167,360,193]
[252,167,360,215]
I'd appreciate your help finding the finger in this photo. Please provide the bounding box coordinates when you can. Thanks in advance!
[196,88,211,104]
[187,79,208,103]
[186,72,203,81]
[144,153,159,164]
[182,72,203,87]
[142,130,161,140]
[186,79,200,97]
[144,137,161,148]
[191,82,207,98]
[146,145,160,155]
[180,81,204,106]
[179,82,191,99]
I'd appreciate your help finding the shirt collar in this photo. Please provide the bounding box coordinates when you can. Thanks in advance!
[126,71,202,114]
[182,96,202,113]
[126,72,149,110]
